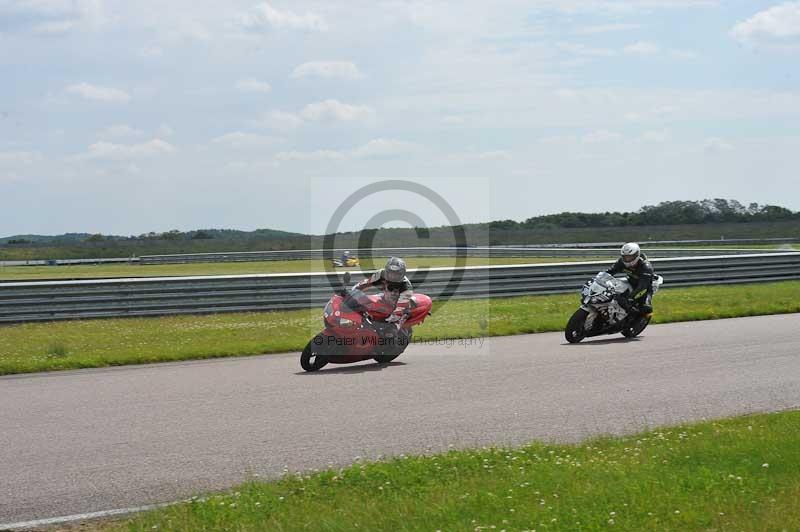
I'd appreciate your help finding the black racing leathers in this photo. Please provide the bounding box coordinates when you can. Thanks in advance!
[606,254,655,313]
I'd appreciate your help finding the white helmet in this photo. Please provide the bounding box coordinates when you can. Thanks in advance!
[620,242,641,267]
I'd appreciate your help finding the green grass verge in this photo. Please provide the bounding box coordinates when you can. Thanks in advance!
[1,281,799,376]
[109,409,800,531]
[0,257,601,281]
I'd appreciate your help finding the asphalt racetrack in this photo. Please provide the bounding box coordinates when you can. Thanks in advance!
[1,314,799,525]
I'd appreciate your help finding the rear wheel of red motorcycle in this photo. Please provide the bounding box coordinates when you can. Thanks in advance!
[374,330,411,364]
[300,336,328,372]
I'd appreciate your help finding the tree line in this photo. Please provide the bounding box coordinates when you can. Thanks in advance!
[486,199,798,231]
[2,199,798,260]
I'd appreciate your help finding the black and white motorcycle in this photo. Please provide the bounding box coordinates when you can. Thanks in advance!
[564,272,664,343]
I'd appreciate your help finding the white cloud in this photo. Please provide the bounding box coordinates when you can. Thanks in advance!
[573,23,642,34]
[558,42,616,57]
[533,0,718,13]
[624,41,661,55]
[0,150,42,169]
[4,1,73,16]
[583,130,623,143]
[641,129,671,142]
[443,150,513,164]
[171,19,211,41]
[704,137,734,152]
[253,110,304,130]
[235,78,272,93]
[290,61,362,79]
[33,19,75,33]
[669,49,699,60]
[300,99,374,122]
[275,150,345,162]
[138,45,164,58]
[14,0,113,32]
[442,115,467,125]
[0,150,40,163]
[624,105,679,122]
[351,138,420,158]
[559,40,693,59]
[66,82,130,103]
[236,2,327,32]
[731,2,800,48]
[156,124,175,138]
[212,132,279,150]
[476,150,512,160]
[0,151,42,184]
[539,134,580,144]
[75,139,176,161]
[99,124,144,139]
[275,138,418,162]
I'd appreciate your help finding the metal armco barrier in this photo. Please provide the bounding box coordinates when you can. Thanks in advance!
[2,241,793,267]
[0,258,137,267]
[138,246,789,264]
[511,237,800,249]
[1,253,798,323]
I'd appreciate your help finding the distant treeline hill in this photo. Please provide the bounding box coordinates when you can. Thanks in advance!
[2,199,799,260]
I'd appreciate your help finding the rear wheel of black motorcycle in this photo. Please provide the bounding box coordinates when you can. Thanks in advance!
[565,309,589,343]
[622,315,651,338]
[300,336,328,372]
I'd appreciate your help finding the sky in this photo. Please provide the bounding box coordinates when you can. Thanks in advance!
[1,0,799,236]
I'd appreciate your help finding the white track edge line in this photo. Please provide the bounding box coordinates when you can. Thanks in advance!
[0,501,179,530]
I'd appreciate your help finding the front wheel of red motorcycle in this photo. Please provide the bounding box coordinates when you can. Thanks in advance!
[300,336,328,372]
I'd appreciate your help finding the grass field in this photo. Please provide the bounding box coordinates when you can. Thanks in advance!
[106,409,800,531]
[1,281,799,376]
[0,257,601,281]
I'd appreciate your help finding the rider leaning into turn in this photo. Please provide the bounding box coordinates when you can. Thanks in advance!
[352,257,413,332]
[606,242,655,314]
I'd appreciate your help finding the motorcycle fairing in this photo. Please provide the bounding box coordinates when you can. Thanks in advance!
[578,272,664,335]
[318,291,433,363]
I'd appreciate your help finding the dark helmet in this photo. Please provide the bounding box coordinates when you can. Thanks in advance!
[383,257,406,283]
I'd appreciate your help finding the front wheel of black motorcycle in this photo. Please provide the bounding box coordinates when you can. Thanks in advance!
[565,309,589,343]
[621,315,651,338]
[300,336,328,372]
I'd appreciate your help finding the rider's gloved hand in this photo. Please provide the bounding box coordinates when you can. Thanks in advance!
[620,297,635,311]
[386,313,405,331]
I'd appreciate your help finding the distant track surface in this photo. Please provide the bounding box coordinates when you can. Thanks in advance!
[1,314,799,525]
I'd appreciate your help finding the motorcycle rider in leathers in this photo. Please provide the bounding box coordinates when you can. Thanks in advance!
[348,257,413,341]
[606,242,655,314]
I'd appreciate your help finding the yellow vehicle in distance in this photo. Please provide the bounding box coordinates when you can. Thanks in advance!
[331,251,360,268]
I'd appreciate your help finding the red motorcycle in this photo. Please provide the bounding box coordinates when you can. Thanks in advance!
[300,273,433,372]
